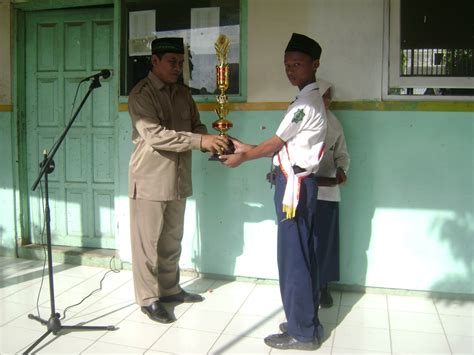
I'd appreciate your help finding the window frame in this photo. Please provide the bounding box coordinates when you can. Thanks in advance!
[120,0,247,103]
[384,0,474,100]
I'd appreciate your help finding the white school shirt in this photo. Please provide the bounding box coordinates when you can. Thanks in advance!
[273,82,327,174]
[316,110,350,201]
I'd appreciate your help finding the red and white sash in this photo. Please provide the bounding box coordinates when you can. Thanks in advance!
[277,143,310,219]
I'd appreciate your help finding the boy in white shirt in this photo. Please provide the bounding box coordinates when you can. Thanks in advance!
[221,33,326,351]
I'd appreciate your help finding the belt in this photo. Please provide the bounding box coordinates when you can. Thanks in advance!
[274,165,314,178]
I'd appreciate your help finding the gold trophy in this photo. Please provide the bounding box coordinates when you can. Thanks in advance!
[210,34,235,161]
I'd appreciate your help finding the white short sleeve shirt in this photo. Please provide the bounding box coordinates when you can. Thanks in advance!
[273,82,327,173]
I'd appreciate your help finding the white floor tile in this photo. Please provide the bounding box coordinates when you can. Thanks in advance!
[0,300,34,326]
[320,322,337,345]
[333,325,391,353]
[237,290,284,318]
[69,269,132,295]
[340,292,388,310]
[191,290,247,313]
[181,277,216,293]
[107,280,136,301]
[251,283,281,300]
[0,282,33,301]
[387,294,437,313]
[389,310,444,334]
[0,324,46,354]
[54,264,105,279]
[144,350,173,355]
[74,296,138,320]
[319,305,339,324]
[271,345,331,354]
[329,290,342,305]
[99,319,169,349]
[27,331,97,354]
[435,299,474,317]
[222,313,281,339]
[60,312,124,341]
[338,306,389,329]
[2,256,472,355]
[391,329,451,354]
[210,334,270,354]
[209,280,256,297]
[82,340,148,354]
[332,348,390,354]
[172,307,234,332]
[447,334,474,355]
[440,314,474,337]
[46,290,105,314]
[3,283,54,306]
[149,327,220,353]
[8,305,79,332]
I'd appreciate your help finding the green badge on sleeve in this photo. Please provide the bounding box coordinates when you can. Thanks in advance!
[292,108,305,123]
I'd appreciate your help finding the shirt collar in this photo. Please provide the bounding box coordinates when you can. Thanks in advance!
[147,71,177,95]
[296,82,319,99]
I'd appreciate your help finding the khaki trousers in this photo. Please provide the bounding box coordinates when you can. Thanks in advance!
[130,198,186,307]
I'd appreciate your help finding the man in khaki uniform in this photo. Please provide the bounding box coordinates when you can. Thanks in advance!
[128,37,228,324]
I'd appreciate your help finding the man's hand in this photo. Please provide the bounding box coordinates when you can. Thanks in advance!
[220,153,246,168]
[336,167,347,184]
[201,135,229,154]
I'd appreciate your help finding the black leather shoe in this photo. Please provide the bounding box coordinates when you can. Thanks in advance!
[320,286,333,308]
[279,322,288,333]
[264,333,320,350]
[141,301,174,324]
[159,290,204,303]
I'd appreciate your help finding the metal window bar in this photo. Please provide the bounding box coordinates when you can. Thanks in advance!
[401,48,473,77]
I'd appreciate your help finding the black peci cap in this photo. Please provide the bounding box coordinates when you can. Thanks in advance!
[285,33,322,60]
[151,37,185,55]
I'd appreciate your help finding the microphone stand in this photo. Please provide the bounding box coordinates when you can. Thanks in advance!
[25,76,116,354]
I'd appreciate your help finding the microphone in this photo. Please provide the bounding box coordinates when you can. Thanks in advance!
[80,69,111,82]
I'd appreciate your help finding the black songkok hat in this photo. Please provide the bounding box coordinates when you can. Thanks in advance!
[151,37,184,55]
[285,33,322,60]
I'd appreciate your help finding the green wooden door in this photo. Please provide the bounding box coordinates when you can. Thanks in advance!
[25,7,116,249]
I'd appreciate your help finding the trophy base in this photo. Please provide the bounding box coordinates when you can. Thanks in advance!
[208,154,222,161]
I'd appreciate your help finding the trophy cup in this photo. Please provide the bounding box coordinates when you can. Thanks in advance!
[209,34,235,161]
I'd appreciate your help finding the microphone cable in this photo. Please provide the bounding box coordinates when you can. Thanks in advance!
[60,256,121,321]
[32,78,121,321]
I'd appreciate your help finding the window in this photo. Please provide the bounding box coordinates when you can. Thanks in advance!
[388,0,474,96]
[121,0,243,98]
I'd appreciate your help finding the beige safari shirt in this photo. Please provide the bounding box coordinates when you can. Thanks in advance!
[128,71,207,201]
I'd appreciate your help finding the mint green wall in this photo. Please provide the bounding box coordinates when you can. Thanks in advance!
[0,112,17,256]
[6,105,473,294]
[336,110,473,295]
[117,109,473,295]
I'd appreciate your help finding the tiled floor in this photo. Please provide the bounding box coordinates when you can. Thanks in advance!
[0,256,472,354]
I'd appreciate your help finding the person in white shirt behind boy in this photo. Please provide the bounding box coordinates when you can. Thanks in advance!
[314,79,350,307]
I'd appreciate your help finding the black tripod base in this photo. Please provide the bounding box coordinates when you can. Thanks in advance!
[24,313,116,354]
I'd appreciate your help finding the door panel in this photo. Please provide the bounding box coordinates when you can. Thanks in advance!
[26,7,115,249]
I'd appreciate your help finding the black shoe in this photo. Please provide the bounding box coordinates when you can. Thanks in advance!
[141,301,174,324]
[264,333,320,350]
[279,322,288,333]
[320,286,333,308]
[159,290,204,303]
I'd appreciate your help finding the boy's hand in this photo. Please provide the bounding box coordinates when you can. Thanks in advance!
[228,136,253,154]
[220,153,245,168]
[336,167,347,184]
